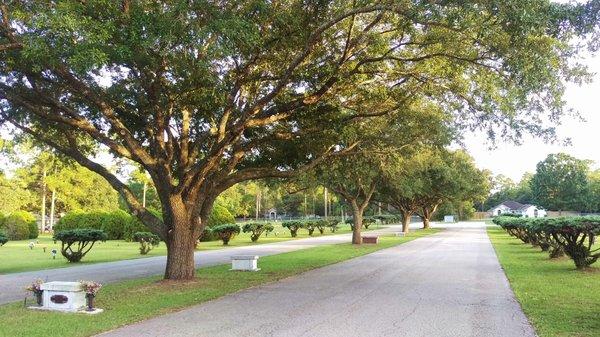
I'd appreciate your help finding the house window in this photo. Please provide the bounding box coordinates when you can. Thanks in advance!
[497,210,502,216]
[534,209,538,217]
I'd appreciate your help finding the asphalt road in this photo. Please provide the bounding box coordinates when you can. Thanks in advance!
[98,225,536,337]
[0,225,402,305]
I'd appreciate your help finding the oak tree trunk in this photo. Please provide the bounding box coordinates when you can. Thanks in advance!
[352,206,363,245]
[422,207,430,229]
[401,210,412,233]
[163,200,200,280]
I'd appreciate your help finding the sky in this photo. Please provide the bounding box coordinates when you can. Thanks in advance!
[461,52,600,182]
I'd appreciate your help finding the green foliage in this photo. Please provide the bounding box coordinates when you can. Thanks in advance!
[207,205,235,227]
[132,232,160,255]
[362,217,376,229]
[53,229,108,262]
[241,222,274,242]
[531,153,591,211]
[55,211,147,241]
[0,210,38,240]
[0,232,8,246]
[326,219,340,232]
[494,216,600,269]
[282,221,304,237]
[209,224,240,245]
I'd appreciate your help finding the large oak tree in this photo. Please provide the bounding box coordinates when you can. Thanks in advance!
[0,1,595,279]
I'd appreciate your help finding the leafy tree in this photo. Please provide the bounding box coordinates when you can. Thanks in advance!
[415,150,490,227]
[0,171,34,214]
[1,2,596,279]
[54,229,108,262]
[483,173,534,210]
[531,153,591,212]
[585,170,600,213]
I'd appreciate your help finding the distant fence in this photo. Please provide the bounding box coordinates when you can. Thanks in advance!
[472,212,491,220]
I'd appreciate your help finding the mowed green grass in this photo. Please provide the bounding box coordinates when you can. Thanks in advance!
[0,222,374,274]
[0,229,439,337]
[487,226,600,337]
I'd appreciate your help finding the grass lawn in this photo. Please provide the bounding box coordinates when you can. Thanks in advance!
[487,226,600,337]
[0,229,439,337]
[0,222,377,274]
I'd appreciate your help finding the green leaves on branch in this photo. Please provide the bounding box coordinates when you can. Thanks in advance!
[209,224,241,245]
[494,216,600,269]
[241,222,274,242]
[53,229,108,263]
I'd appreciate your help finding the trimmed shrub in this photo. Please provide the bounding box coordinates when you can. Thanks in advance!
[1,211,38,240]
[363,217,376,229]
[132,232,160,255]
[100,210,131,240]
[326,219,339,232]
[242,222,274,242]
[314,220,328,234]
[304,220,317,236]
[54,229,108,262]
[210,224,240,245]
[282,221,304,237]
[535,216,600,269]
[495,215,600,268]
[0,232,7,246]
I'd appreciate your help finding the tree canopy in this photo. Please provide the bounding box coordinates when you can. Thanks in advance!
[0,1,597,279]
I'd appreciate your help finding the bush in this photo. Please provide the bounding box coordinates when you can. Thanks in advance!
[326,219,339,232]
[55,210,147,241]
[210,224,240,245]
[363,217,376,229]
[242,222,274,242]
[132,232,160,255]
[0,232,7,246]
[208,205,235,227]
[495,215,600,269]
[282,221,304,237]
[199,205,237,242]
[314,220,328,234]
[53,229,108,262]
[1,211,37,240]
[535,216,600,269]
[304,220,318,236]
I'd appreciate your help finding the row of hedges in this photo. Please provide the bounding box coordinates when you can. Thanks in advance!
[55,210,147,241]
[493,215,600,269]
[0,211,38,240]
[282,219,340,237]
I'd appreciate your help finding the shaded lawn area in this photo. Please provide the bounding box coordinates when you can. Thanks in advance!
[0,229,439,337]
[487,226,600,337]
[0,222,378,274]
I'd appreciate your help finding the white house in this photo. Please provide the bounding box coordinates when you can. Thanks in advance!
[489,201,547,218]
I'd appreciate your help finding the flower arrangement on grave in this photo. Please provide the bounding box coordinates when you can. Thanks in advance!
[25,279,44,306]
[79,280,102,311]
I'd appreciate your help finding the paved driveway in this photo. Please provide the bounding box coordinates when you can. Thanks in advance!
[98,225,535,337]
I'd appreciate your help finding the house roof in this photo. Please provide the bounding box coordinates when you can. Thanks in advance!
[489,201,544,212]
[497,200,524,210]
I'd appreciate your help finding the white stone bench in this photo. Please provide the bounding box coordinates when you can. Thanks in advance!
[230,255,260,271]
